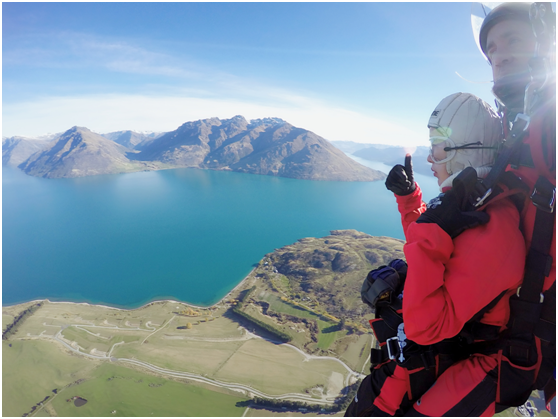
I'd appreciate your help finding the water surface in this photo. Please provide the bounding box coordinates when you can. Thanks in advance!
[3,164,439,308]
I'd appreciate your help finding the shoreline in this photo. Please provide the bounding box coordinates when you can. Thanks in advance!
[1,268,256,313]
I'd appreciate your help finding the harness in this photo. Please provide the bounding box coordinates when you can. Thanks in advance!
[366,288,507,404]
[468,79,556,408]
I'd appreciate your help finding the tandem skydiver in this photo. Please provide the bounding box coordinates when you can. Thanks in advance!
[345,92,527,416]
[345,2,556,416]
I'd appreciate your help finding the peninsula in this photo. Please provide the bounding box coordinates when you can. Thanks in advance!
[3,230,403,417]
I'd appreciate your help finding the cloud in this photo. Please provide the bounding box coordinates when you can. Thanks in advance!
[3,31,426,146]
[2,93,425,146]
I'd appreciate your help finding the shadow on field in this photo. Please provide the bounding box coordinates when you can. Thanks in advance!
[321,323,343,334]
[234,381,361,414]
[222,308,285,345]
[235,400,337,414]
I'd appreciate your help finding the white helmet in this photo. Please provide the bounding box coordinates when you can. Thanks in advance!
[427,92,503,176]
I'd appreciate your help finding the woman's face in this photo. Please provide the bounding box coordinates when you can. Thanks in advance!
[427,129,451,186]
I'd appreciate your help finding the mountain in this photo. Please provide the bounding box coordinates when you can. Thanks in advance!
[14,117,385,181]
[352,145,431,176]
[2,136,54,167]
[135,116,384,182]
[330,141,393,155]
[18,127,154,178]
[101,130,165,150]
[331,141,432,176]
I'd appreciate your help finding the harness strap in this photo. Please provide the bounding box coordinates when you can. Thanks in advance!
[534,282,556,343]
[507,176,555,362]
[472,116,530,208]
[510,143,535,169]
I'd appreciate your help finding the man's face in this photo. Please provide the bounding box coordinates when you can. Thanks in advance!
[485,20,537,82]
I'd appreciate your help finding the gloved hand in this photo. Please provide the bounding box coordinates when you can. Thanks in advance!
[385,154,416,196]
[361,265,401,311]
[416,167,490,238]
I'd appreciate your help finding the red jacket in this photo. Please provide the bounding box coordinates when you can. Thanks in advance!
[395,183,526,345]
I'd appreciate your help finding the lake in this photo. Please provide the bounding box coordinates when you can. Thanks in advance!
[2,160,439,309]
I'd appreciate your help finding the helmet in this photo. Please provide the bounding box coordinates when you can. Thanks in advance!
[427,92,502,177]
[479,2,532,61]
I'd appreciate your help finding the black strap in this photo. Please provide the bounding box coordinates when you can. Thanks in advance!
[475,115,531,205]
[510,143,535,169]
[519,176,555,304]
[534,282,556,343]
[506,176,555,362]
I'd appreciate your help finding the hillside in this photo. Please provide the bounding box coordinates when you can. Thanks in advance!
[230,229,405,357]
[136,116,384,182]
[18,127,158,178]
[2,137,53,167]
[101,130,164,150]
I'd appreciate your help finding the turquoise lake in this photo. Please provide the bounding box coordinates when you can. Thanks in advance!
[2,162,439,309]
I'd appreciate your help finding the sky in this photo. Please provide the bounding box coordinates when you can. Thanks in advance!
[3,2,499,147]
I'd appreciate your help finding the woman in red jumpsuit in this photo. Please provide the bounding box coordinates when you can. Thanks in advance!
[345,92,526,416]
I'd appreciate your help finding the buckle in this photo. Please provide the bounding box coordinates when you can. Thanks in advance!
[386,337,399,361]
[474,187,493,208]
[386,323,407,363]
[516,286,545,303]
[530,179,555,213]
[512,113,531,133]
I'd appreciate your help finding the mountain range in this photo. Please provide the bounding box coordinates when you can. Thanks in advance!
[3,116,384,182]
[331,141,431,176]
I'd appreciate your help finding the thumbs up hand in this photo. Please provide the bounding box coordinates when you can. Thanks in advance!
[385,154,416,196]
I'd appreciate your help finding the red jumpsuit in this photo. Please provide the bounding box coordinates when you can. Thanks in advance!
[345,181,526,416]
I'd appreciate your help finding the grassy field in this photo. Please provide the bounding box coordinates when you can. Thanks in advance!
[335,334,372,373]
[262,295,318,320]
[48,363,248,417]
[2,340,100,417]
[259,294,342,352]
[213,339,349,395]
[3,299,360,416]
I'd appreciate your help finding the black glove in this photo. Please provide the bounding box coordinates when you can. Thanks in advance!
[385,154,416,196]
[416,167,490,238]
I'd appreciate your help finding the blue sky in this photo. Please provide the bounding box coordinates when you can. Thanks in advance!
[3,2,498,146]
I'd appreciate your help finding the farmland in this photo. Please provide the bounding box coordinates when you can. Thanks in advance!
[3,231,404,416]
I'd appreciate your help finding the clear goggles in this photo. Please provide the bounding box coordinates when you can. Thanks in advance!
[429,137,497,164]
[428,136,456,164]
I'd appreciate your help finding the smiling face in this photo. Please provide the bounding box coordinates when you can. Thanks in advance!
[485,20,537,82]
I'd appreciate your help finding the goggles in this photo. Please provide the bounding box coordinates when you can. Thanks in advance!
[429,136,498,164]
[429,136,456,164]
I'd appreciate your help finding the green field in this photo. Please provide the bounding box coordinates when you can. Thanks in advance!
[3,299,361,416]
[262,294,318,320]
[316,320,341,350]
[259,294,341,351]
[2,340,249,417]
[2,340,99,417]
[49,363,248,417]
